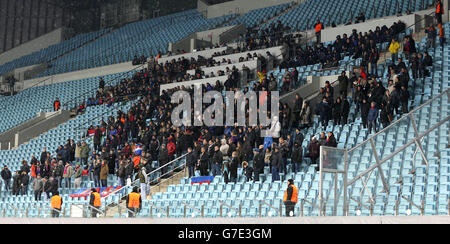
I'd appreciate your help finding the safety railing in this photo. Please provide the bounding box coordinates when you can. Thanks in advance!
[183,201,205,218]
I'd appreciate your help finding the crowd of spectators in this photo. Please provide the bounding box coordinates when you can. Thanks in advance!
[0,8,439,208]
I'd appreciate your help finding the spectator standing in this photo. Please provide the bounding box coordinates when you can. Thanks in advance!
[368,102,379,134]
[63,162,73,189]
[270,147,282,182]
[33,175,43,201]
[291,142,303,174]
[80,142,90,166]
[389,38,400,62]
[1,165,12,192]
[74,164,83,189]
[20,171,30,195]
[100,159,109,187]
[253,146,265,182]
[308,136,320,166]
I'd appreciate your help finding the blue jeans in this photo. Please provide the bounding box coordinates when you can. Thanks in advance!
[64,178,71,189]
[292,161,302,174]
[271,166,280,182]
[211,164,221,176]
[188,166,195,178]
[94,175,100,187]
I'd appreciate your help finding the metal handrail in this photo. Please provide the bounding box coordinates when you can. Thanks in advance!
[348,89,450,154]
[219,200,241,217]
[182,201,204,218]
[86,204,105,217]
[148,202,170,218]
[259,199,281,217]
[116,203,140,217]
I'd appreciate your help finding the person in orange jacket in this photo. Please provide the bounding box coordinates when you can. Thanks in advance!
[436,0,444,24]
[283,179,298,217]
[315,20,324,44]
[53,98,61,111]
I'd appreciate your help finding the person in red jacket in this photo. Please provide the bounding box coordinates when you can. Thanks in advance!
[167,136,176,161]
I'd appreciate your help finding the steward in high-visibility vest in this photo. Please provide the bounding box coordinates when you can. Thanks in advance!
[314,20,323,43]
[126,186,142,218]
[283,179,298,217]
[89,188,102,217]
[436,0,443,24]
[51,191,63,218]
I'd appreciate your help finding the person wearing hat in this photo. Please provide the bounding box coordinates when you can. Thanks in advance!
[89,188,102,218]
[283,179,298,217]
[50,191,63,218]
[126,186,142,218]
[253,146,265,182]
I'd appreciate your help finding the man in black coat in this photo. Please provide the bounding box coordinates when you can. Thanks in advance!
[291,143,303,173]
[341,95,350,125]
[400,85,410,114]
[338,71,349,95]
[186,147,197,178]
[198,147,209,176]
[12,171,21,196]
[317,98,332,128]
[40,148,48,165]
[159,144,169,176]
[1,165,12,192]
[361,99,370,129]
[211,146,223,176]
[253,147,265,182]
[19,171,30,195]
[270,147,282,182]
[229,152,239,183]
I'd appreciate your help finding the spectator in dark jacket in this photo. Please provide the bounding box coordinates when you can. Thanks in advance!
[325,132,338,147]
[400,85,410,114]
[368,102,379,134]
[242,161,253,182]
[186,147,197,178]
[308,136,320,166]
[211,146,223,176]
[20,171,30,195]
[291,142,303,173]
[341,95,350,125]
[317,98,332,128]
[361,99,370,129]
[12,171,21,196]
[253,146,265,182]
[270,147,282,182]
[229,151,239,183]
[1,165,12,191]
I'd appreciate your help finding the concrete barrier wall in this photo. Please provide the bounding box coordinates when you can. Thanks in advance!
[213,46,285,63]
[218,24,247,45]
[0,28,64,66]
[321,14,421,43]
[160,75,229,95]
[186,59,258,76]
[158,46,230,64]
[19,61,139,91]
[196,26,236,45]
[198,0,301,19]
[0,112,46,150]
[15,110,71,147]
